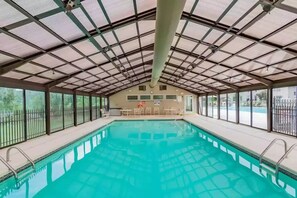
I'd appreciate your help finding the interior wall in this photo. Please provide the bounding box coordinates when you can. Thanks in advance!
[109,82,197,114]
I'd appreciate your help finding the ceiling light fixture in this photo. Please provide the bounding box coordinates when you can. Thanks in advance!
[260,0,274,13]
[210,45,218,53]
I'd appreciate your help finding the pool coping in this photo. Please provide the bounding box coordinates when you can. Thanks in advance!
[0,121,112,182]
[183,118,297,181]
[0,117,296,182]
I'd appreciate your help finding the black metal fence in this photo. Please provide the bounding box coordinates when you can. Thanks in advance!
[273,98,297,137]
[0,110,46,148]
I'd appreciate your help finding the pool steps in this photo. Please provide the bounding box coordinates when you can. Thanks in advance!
[259,138,296,178]
[0,147,35,180]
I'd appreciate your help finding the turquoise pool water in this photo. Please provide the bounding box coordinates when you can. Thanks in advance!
[0,120,296,198]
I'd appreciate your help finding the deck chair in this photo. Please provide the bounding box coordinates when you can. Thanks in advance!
[145,107,152,115]
[100,108,110,118]
[153,107,160,115]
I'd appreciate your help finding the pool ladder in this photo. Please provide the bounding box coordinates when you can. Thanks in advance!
[259,138,296,177]
[0,147,35,180]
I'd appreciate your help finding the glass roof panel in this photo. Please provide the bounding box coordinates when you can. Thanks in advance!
[220,0,258,26]
[176,38,197,52]
[244,8,297,39]
[55,64,81,74]
[183,22,210,40]
[41,12,84,41]
[193,0,233,21]
[2,71,29,79]
[0,1,27,27]
[16,63,47,74]
[33,54,65,68]
[25,76,50,84]
[222,56,247,67]
[221,37,253,54]
[140,33,155,47]
[121,40,140,53]
[52,46,83,62]
[10,22,63,50]
[102,31,117,46]
[283,0,297,8]
[238,44,275,59]
[208,51,231,62]
[89,53,107,64]
[235,5,262,29]
[136,0,156,13]
[0,33,39,57]
[15,0,59,16]
[115,23,138,41]
[39,70,65,80]
[204,29,224,44]
[73,40,99,56]
[72,8,94,31]
[101,0,134,23]
[81,0,108,27]
[266,23,297,46]
[256,50,295,65]
[0,54,15,65]
[72,58,94,69]
[138,21,155,34]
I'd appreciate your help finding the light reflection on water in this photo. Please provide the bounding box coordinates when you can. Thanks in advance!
[0,120,296,198]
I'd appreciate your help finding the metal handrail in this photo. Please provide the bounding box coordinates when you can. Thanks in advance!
[259,138,288,164]
[0,156,18,179]
[6,147,35,170]
[275,143,297,175]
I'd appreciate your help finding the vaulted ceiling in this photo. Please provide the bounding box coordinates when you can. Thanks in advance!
[1,0,297,96]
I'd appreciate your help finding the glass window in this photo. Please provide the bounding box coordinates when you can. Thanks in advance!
[166,95,177,100]
[76,95,84,125]
[239,91,251,125]
[220,94,227,120]
[26,90,45,139]
[50,92,63,132]
[213,95,218,119]
[0,87,24,147]
[84,96,90,122]
[127,95,138,101]
[227,93,236,122]
[202,96,206,115]
[198,96,203,115]
[207,95,213,117]
[92,96,97,120]
[153,95,164,100]
[140,95,151,100]
[64,94,74,128]
[252,89,267,129]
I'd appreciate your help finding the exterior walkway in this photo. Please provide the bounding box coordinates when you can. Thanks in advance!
[0,114,296,180]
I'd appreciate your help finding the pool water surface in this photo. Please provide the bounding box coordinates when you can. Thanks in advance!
[0,120,296,198]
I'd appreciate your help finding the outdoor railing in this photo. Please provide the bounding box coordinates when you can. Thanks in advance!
[273,98,297,137]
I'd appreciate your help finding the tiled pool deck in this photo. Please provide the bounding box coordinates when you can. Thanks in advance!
[0,114,296,180]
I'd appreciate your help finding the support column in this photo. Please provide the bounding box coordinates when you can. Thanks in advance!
[62,93,65,129]
[90,94,93,121]
[45,88,51,135]
[217,92,220,120]
[74,92,77,126]
[107,97,110,111]
[205,94,208,117]
[99,96,102,117]
[23,89,27,140]
[197,94,200,114]
[236,91,239,124]
[267,87,273,132]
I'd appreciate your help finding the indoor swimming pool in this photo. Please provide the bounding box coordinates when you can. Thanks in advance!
[0,120,296,198]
